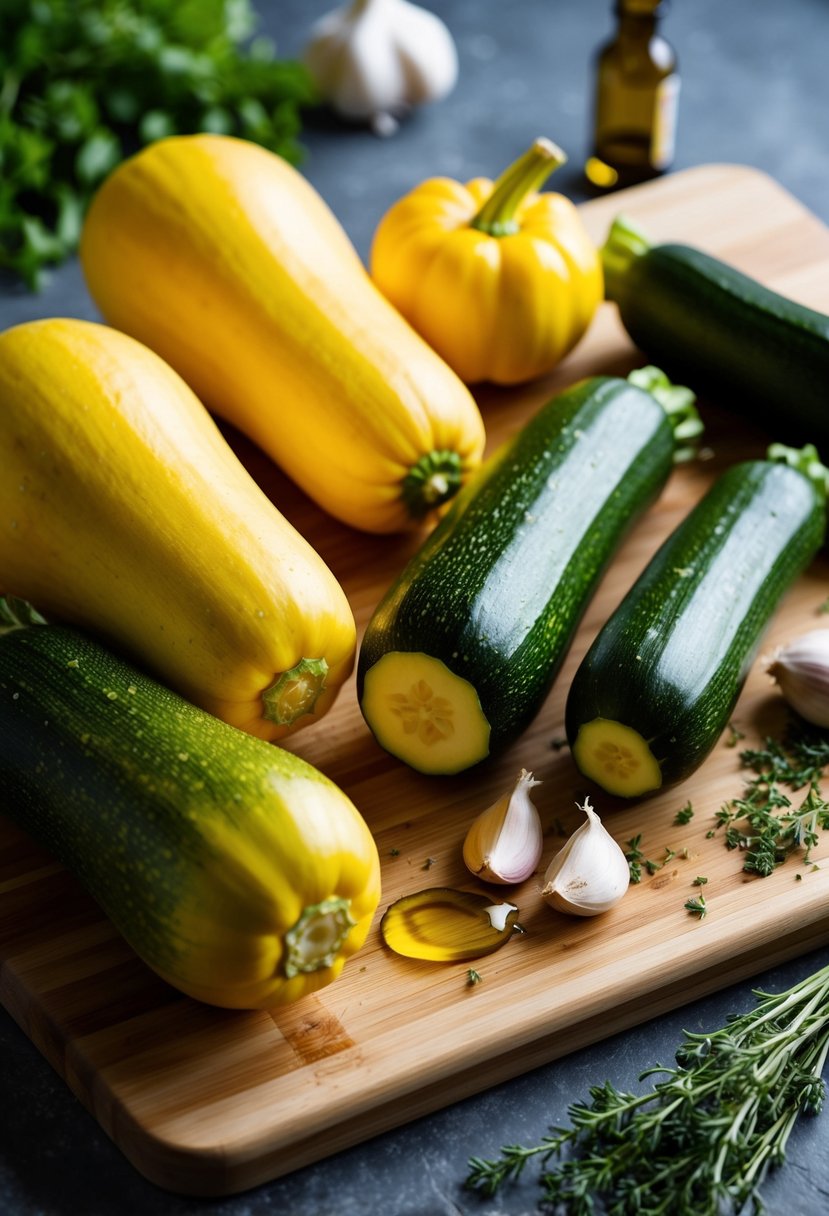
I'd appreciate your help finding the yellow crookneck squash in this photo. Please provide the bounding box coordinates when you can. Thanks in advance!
[80,134,486,534]
[0,318,356,741]
[370,138,604,385]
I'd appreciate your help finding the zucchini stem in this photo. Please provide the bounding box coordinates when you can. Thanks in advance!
[602,213,652,302]
[767,442,829,503]
[628,365,703,463]
[470,138,567,237]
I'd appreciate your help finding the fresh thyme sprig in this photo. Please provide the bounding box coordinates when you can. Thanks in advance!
[712,719,829,876]
[465,963,829,1214]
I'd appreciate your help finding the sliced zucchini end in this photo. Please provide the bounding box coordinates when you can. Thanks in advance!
[361,651,491,775]
[572,717,662,798]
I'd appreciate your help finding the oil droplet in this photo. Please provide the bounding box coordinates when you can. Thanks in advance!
[380,887,520,962]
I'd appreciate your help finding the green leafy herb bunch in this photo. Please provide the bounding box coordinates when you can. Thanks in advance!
[0,0,316,287]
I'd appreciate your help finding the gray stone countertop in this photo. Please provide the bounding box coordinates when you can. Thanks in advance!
[2,1,829,1213]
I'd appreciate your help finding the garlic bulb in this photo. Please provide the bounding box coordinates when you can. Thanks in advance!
[768,629,829,728]
[303,0,458,134]
[540,797,629,917]
[463,769,543,885]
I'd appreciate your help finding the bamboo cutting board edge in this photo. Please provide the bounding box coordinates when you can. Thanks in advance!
[2,162,829,1197]
[5,882,828,1197]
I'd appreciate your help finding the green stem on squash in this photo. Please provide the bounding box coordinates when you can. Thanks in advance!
[401,449,464,518]
[283,896,357,977]
[601,212,653,301]
[0,596,47,636]
[767,441,829,503]
[263,656,328,725]
[627,365,703,464]
[470,138,567,237]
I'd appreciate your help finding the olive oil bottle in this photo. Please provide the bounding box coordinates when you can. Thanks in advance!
[586,0,679,190]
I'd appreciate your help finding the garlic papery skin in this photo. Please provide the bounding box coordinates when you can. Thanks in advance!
[303,0,458,132]
[462,769,543,886]
[767,629,829,728]
[540,798,629,917]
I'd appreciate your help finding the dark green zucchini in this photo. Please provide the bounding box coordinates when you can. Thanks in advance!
[357,369,701,775]
[602,215,829,446]
[565,444,828,798]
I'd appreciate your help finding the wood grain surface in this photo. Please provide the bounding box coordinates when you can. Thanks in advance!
[2,164,829,1196]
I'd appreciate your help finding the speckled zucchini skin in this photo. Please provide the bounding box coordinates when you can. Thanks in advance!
[611,243,829,446]
[565,459,827,790]
[0,624,380,1009]
[357,376,678,755]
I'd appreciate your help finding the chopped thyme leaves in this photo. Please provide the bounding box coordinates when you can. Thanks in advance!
[712,718,829,876]
[674,801,694,825]
[626,836,680,882]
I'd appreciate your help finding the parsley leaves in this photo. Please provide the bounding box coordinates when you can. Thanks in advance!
[0,0,316,287]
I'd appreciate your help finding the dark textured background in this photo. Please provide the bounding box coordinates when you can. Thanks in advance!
[2,1,829,1213]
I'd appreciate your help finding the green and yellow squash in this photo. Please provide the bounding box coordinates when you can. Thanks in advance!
[0,613,381,1009]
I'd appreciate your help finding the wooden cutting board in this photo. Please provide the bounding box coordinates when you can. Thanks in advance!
[2,164,829,1197]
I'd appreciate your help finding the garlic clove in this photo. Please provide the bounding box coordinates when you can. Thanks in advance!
[462,769,543,885]
[303,0,458,126]
[767,628,829,728]
[540,797,629,917]
[305,4,402,121]
[391,3,458,105]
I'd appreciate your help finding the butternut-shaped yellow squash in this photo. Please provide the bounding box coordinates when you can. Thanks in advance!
[80,134,486,533]
[0,318,356,741]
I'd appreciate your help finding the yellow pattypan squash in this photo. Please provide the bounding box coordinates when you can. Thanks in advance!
[370,138,603,385]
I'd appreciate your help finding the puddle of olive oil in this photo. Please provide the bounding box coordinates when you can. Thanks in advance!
[380,887,520,962]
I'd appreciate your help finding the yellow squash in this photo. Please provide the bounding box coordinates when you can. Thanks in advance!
[370,138,604,385]
[0,318,356,741]
[80,133,486,533]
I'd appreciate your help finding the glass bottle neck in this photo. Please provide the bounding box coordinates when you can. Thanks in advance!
[615,0,666,14]
[617,11,658,39]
